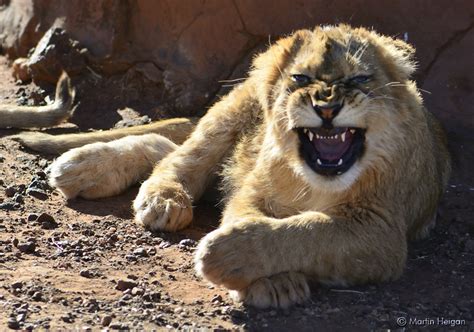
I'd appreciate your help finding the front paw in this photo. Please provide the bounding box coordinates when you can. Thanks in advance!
[133,178,193,232]
[230,272,311,309]
[49,143,129,199]
[194,225,262,290]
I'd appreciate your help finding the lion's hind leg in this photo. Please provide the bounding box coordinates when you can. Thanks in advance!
[49,134,177,199]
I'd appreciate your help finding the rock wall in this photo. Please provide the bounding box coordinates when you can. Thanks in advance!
[0,0,473,180]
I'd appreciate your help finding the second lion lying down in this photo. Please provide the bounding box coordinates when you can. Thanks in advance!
[14,25,450,308]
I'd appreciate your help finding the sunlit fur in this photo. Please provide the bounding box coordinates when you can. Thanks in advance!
[13,25,451,309]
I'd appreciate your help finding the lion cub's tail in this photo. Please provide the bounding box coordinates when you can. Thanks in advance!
[12,117,198,154]
[0,72,75,128]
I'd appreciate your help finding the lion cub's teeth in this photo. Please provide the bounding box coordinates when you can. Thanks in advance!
[304,129,308,134]
[308,131,314,141]
[316,134,320,139]
[341,132,346,142]
[334,134,338,140]
[317,158,322,165]
[337,159,343,166]
[350,129,356,134]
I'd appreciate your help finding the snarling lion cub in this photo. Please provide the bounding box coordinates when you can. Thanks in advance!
[10,25,451,308]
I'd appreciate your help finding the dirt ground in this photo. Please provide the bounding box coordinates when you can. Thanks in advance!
[0,55,473,331]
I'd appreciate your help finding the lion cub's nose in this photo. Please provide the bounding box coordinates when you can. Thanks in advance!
[313,103,343,125]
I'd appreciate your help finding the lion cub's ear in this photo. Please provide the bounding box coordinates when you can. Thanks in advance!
[374,33,417,81]
[250,30,310,110]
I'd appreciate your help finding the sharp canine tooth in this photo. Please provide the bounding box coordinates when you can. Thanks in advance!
[304,129,308,134]
[341,132,346,142]
[338,159,343,166]
[317,159,322,165]
[350,129,356,134]
[308,131,314,141]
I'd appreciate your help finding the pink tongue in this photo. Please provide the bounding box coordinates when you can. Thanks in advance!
[313,137,353,161]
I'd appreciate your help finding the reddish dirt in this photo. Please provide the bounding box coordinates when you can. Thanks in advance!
[0,55,473,330]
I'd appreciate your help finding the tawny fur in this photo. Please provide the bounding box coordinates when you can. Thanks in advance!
[11,25,451,309]
[13,117,198,154]
[49,134,178,199]
[0,72,75,128]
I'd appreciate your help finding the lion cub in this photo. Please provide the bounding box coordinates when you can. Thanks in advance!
[13,25,451,308]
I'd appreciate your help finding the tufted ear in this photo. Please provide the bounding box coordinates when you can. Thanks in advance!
[250,30,310,110]
[374,33,417,81]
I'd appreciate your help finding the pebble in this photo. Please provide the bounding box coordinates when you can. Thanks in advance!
[17,241,36,254]
[179,239,197,247]
[26,188,48,200]
[31,291,43,301]
[16,313,26,322]
[211,294,223,303]
[27,213,38,222]
[5,186,16,197]
[38,213,58,229]
[115,279,138,291]
[11,281,23,289]
[0,202,17,210]
[131,287,144,296]
[133,247,148,257]
[7,318,19,329]
[79,269,92,278]
[102,315,113,327]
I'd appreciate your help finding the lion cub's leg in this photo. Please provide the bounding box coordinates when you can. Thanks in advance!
[133,82,258,232]
[195,193,407,308]
[50,134,177,199]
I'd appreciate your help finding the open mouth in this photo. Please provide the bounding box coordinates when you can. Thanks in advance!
[296,126,366,176]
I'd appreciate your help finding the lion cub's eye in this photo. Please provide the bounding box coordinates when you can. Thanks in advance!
[349,75,372,84]
[291,74,312,86]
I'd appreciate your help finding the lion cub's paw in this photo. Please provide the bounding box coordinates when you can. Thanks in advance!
[50,143,131,199]
[230,272,311,309]
[195,223,271,290]
[133,179,193,232]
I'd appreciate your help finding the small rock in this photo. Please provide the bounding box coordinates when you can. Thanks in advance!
[31,291,43,301]
[27,213,38,222]
[115,279,138,291]
[7,318,19,329]
[79,269,92,278]
[109,322,124,330]
[102,315,113,327]
[11,281,23,289]
[0,202,17,211]
[17,241,36,254]
[36,171,47,179]
[37,213,58,229]
[131,287,144,296]
[16,313,26,322]
[179,238,197,247]
[120,294,132,301]
[5,186,16,197]
[26,188,48,200]
[133,247,148,257]
[211,294,223,303]
[143,291,161,302]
